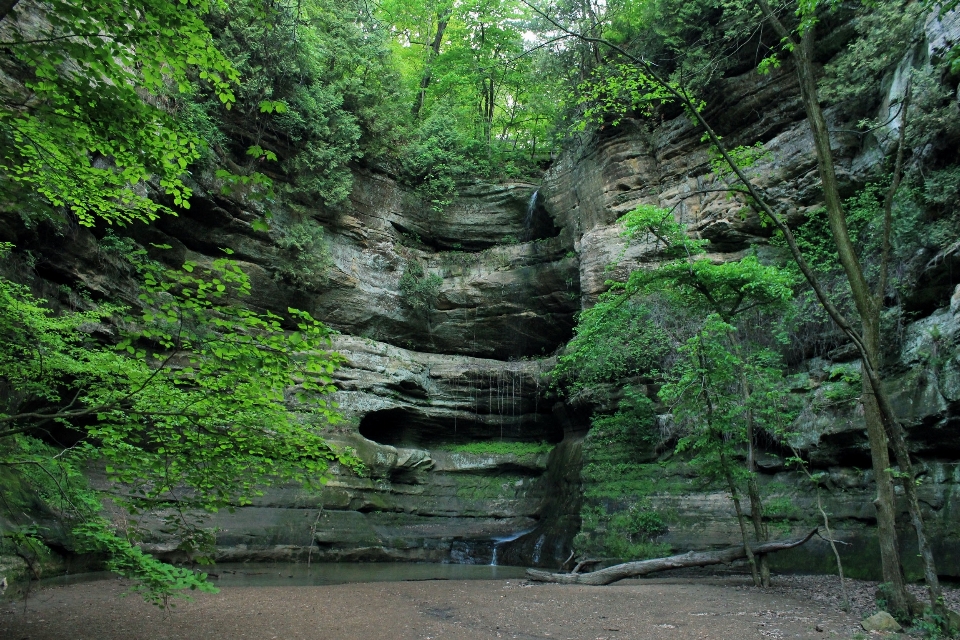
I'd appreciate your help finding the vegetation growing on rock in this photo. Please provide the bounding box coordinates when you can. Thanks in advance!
[2,0,960,628]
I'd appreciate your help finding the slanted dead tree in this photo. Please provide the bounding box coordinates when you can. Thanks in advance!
[526,528,817,585]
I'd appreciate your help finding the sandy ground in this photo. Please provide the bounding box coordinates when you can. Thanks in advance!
[3,569,943,640]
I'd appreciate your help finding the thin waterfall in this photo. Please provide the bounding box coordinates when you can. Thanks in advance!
[498,367,503,440]
[511,369,516,434]
[534,361,539,423]
[490,527,535,566]
[517,371,523,432]
[523,190,538,241]
[488,369,493,425]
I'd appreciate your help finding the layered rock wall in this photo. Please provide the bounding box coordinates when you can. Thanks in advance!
[5,6,960,577]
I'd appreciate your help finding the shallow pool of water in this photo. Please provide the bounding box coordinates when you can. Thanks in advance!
[208,562,528,587]
[38,563,529,590]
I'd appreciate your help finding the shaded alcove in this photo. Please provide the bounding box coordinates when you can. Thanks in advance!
[358,406,563,449]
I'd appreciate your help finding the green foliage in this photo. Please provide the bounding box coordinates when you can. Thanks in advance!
[383,0,563,188]
[440,441,553,456]
[197,0,406,206]
[98,230,139,258]
[0,0,239,226]
[821,1,924,107]
[710,143,769,182]
[398,259,443,310]
[661,316,794,485]
[619,205,795,321]
[573,502,671,561]
[563,201,796,556]
[588,390,660,453]
[895,165,960,259]
[577,63,674,128]
[401,108,479,210]
[558,0,761,133]
[272,220,333,291]
[553,299,669,396]
[0,242,360,604]
[786,184,884,276]
[576,388,673,560]
[818,364,863,408]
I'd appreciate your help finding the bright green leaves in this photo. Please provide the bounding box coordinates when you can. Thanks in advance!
[0,240,360,604]
[553,299,670,397]
[0,0,240,226]
[660,315,794,483]
[246,145,278,162]
[709,142,769,184]
[578,63,675,128]
[197,0,400,206]
[258,100,289,114]
[386,0,561,186]
[618,204,795,321]
[619,204,694,253]
[757,54,782,75]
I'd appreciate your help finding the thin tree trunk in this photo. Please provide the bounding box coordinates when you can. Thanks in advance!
[752,1,920,617]
[747,476,771,586]
[412,8,452,119]
[723,456,761,588]
[737,357,771,587]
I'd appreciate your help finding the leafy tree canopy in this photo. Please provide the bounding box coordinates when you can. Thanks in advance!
[0,0,239,226]
[0,243,359,604]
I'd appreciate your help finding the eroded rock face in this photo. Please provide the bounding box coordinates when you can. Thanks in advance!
[529,11,960,576]
[3,168,582,568]
[131,170,579,361]
[6,8,960,576]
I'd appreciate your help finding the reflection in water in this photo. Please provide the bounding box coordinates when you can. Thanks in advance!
[39,563,528,590]
[209,563,527,587]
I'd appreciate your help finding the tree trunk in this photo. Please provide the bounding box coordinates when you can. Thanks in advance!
[526,529,818,585]
[723,457,761,588]
[747,476,771,587]
[861,316,909,615]
[411,8,452,119]
[788,22,939,620]
[752,1,915,615]
[737,354,771,587]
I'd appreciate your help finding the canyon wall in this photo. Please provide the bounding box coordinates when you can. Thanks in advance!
[3,7,960,581]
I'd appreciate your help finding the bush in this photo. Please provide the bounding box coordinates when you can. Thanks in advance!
[573,503,670,561]
[399,260,443,310]
[553,301,669,397]
[400,109,479,211]
[272,220,332,291]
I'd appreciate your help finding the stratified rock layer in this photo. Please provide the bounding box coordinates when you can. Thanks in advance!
[4,7,960,577]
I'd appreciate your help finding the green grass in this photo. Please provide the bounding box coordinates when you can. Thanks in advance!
[440,441,554,456]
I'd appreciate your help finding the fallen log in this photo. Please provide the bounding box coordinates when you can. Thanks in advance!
[526,528,818,585]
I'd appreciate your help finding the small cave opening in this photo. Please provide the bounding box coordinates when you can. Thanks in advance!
[523,191,562,243]
[358,406,563,449]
